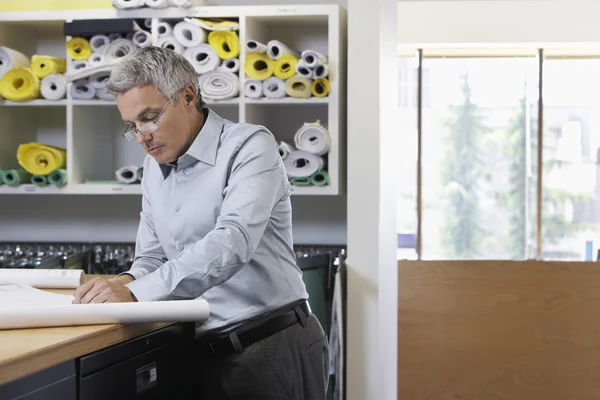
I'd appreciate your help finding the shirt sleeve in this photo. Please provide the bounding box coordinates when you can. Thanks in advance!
[126,130,287,301]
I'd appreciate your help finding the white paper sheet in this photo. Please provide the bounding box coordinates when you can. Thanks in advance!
[0,269,85,289]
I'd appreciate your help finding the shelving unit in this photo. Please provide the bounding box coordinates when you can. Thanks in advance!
[0,5,346,195]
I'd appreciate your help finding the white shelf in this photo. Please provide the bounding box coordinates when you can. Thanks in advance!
[0,185,68,194]
[289,185,338,195]
[244,97,329,105]
[0,99,67,106]
[72,100,117,106]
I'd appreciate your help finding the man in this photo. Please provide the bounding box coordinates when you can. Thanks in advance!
[72,46,329,399]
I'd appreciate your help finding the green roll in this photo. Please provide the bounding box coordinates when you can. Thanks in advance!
[310,170,330,186]
[31,175,48,186]
[290,176,312,186]
[1,169,33,186]
[48,169,67,186]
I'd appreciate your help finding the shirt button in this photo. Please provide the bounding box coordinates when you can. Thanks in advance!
[174,205,180,212]
[178,244,184,252]
[179,169,186,175]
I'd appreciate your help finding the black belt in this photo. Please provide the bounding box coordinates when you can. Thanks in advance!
[199,301,310,359]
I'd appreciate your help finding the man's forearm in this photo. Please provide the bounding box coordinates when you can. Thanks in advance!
[108,274,135,285]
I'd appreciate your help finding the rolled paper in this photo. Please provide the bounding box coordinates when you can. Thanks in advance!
[66,37,92,61]
[311,78,330,98]
[17,143,67,175]
[244,53,275,81]
[31,175,48,187]
[310,170,330,186]
[0,68,40,101]
[208,30,240,60]
[48,169,67,186]
[31,56,66,79]
[1,169,33,186]
[274,54,298,80]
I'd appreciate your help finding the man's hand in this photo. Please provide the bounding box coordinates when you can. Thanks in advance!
[72,275,137,304]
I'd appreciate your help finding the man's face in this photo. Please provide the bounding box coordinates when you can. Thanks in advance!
[118,84,193,164]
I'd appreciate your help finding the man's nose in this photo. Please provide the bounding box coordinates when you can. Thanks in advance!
[136,132,145,145]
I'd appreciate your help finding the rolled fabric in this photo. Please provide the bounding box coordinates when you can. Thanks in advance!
[31,56,66,79]
[266,40,299,60]
[157,35,184,54]
[312,78,330,98]
[295,60,314,79]
[310,170,330,186]
[173,21,206,48]
[88,52,104,67]
[218,58,240,74]
[274,54,298,80]
[301,49,328,68]
[40,74,66,100]
[48,169,67,186]
[156,22,173,38]
[245,40,267,54]
[244,53,275,81]
[144,0,168,7]
[89,71,111,89]
[96,87,115,101]
[0,169,32,186]
[89,35,110,52]
[31,175,48,187]
[71,60,89,71]
[314,64,329,79]
[290,176,311,186]
[243,79,262,99]
[262,76,286,99]
[294,121,331,156]
[278,141,295,160]
[144,18,153,29]
[284,76,312,99]
[208,30,239,60]
[283,150,324,178]
[17,143,66,175]
[103,39,136,64]
[108,33,123,42]
[70,79,96,100]
[0,47,30,80]
[132,30,152,48]
[183,44,219,74]
[66,37,92,61]
[116,165,140,184]
[0,68,40,101]
[198,70,240,100]
[112,0,144,8]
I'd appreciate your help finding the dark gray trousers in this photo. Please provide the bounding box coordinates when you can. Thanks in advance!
[196,313,329,399]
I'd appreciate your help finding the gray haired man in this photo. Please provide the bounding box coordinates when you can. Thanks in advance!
[72,46,329,399]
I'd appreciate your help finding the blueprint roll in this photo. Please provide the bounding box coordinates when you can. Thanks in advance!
[278,141,294,160]
[112,0,144,8]
[245,40,267,54]
[157,35,184,54]
[199,71,239,100]
[243,79,262,99]
[266,40,299,60]
[314,64,329,79]
[263,76,286,99]
[157,22,173,38]
[70,79,96,100]
[132,30,152,48]
[295,60,314,79]
[284,75,312,99]
[294,121,331,156]
[0,47,29,79]
[88,52,104,67]
[174,21,206,48]
[283,151,324,178]
[145,0,168,7]
[40,74,66,100]
[244,53,275,80]
[301,49,328,68]
[103,39,136,64]
[183,44,219,74]
[116,165,140,184]
[89,71,111,89]
[89,35,110,52]
[218,58,240,73]
[96,87,115,101]
[71,60,89,71]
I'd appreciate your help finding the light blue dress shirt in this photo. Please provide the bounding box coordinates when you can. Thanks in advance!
[125,109,309,334]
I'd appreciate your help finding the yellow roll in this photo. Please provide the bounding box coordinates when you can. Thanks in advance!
[17,142,67,175]
[0,68,40,101]
[244,53,275,81]
[284,75,312,98]
[312,78,330,98]
[66,37,92,61]
[208,30,240,60]
[31,55,66,78]
[274,54,298,80]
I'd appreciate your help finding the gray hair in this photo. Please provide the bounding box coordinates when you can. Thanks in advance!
[106,46,205,111]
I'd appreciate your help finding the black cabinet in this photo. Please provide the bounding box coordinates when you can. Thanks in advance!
[0,361,76,400]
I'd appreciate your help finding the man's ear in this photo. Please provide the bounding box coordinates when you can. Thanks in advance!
[184,85,196,107]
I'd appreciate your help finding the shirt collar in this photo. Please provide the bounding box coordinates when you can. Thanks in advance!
[159,108,224,178]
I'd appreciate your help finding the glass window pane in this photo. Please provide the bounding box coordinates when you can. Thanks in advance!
[542,58,600,261]
[421,56,539,260]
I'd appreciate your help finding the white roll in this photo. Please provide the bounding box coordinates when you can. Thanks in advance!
[88,52,104,67]
[112,0,144,8]
[278,141,295,160]
[144,0,168,7]
[116,165,140,184]
[0,47,29,80]
[108,33,123,42]
[262,76,286,99]
[266,40,299,60]
[96,87,115,101]
[70,79,96,100]
[157,35,184,54]
[132,30,152,48]
[103,39,136,64]
[144,18,153,29]
[89,71,111,89]
[243,79,263,99]
[170,0,191,7]
[245,40,267,54]
[173,21,206,48]
[183,44,219,74]
[294,121,331,156]
[301,49,328,68]
[295,60,314,79]
[199,71,240,100]
[71,60,89,71]
[156,22,173,38]
[283,150,324,178]
[218,58,240,73]
[89,35,110,52]
[40,74,66,101]
[314,64,329,79]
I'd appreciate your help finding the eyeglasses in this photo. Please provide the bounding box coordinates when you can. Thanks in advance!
[122,97,173,141]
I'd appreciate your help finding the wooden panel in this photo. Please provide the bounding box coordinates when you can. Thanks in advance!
[398,260,600,400]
